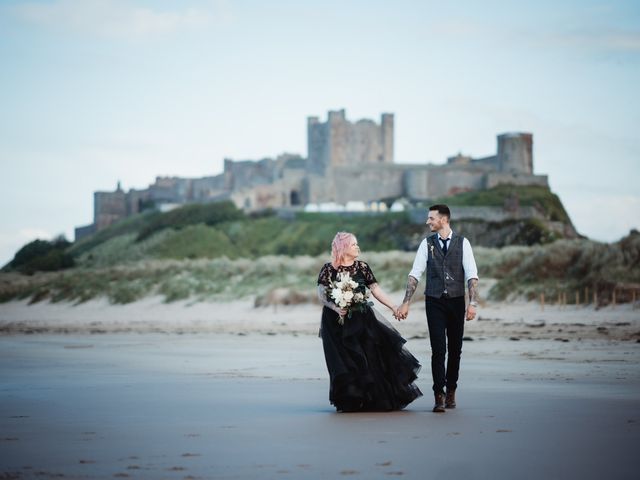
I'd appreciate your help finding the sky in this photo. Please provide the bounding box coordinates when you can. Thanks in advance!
[1,0,639,266]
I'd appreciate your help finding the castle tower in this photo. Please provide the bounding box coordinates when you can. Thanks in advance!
[327,109,348,167]
[497,133,533,174]
[307,116,327,175]
[94,185,127,230]
[307,109,394,175]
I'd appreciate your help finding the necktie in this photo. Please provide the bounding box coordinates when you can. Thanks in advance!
[441,237,449,255]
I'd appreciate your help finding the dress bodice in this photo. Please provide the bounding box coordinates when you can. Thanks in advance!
[317,260,378,287]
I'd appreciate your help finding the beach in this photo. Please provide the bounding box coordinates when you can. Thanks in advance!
[1,298,639,479]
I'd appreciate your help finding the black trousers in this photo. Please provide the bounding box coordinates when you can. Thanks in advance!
[425,295,466,394]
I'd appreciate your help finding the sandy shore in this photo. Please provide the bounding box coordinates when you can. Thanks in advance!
[1,295,639,340]
[1,298,639,479]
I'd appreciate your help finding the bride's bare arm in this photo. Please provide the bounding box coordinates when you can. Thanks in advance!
[369,283,399,316]
[317,285,346,316]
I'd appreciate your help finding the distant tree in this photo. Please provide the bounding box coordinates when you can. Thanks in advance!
[4,235,75,274]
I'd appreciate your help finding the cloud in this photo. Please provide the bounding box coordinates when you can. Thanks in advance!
[12,0,225,39]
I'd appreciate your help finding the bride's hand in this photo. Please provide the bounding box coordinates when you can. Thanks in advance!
[334,307,347,317]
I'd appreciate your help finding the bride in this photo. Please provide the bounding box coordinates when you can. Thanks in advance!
[317,232,423,412]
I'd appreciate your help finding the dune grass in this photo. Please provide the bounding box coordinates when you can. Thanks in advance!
[2,233,638,305]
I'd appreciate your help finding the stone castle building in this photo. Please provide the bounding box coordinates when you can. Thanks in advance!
[75,109,548,240]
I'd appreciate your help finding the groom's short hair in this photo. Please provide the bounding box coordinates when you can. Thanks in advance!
[429,204,451,220]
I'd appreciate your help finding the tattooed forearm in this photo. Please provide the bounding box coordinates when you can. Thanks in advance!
[317,285,339,312]
[467,278,479,305]
[317,285,331,308]
[402,276,419,304]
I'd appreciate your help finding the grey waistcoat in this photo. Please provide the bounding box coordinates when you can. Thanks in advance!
[424,233,466,299]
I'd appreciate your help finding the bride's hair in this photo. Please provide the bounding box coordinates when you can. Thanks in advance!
[331,231,355,268]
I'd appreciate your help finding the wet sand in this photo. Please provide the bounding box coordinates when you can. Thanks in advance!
[1,324,639,479]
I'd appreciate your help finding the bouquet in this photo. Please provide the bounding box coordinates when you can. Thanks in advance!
[328,271,373,325]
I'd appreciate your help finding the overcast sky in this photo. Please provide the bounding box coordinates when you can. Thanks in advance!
[1,0,639,265]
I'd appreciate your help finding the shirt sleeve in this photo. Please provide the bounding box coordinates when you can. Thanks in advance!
[360,261,378,286]
[408,238,428,282]
[317,263,332,286]
[462,238,479,284]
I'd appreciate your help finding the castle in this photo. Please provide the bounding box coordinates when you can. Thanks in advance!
[75,109,548,240]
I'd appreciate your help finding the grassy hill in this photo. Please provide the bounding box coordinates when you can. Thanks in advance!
[63,185,576,267]
[4,185,636,306]
[1,234,638,306]
[60,202,430,269]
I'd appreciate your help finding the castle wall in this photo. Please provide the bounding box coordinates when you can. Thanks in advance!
[74,223,96,241]
[404,168,429,200]
[230,176,305,212]
[224,158,277,190]
[190,175,227,201]
[426,165,488,198]
[149,177,191,204]
[472,155,500,171]
[126,189,151,216]
[329,165,404,204]
[304,174,335,205]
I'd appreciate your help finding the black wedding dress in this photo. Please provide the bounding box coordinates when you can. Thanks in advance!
[318,261,423,412]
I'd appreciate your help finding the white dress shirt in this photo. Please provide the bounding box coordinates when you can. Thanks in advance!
[408,231,479,284]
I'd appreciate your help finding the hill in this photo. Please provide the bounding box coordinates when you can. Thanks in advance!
[64,184,579,267]
[1,233,638,306]
[5,185,636,307]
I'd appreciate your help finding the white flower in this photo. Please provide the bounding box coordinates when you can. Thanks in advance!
[331,288,344,303]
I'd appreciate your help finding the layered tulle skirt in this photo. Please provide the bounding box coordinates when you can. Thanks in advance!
[320,306,423,412]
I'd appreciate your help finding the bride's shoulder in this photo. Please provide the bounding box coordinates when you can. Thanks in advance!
[356,260,371,269]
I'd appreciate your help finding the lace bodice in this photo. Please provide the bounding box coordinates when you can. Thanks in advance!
[317,260,378,287]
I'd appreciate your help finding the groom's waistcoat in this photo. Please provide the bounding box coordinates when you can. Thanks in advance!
[425,233,465,299]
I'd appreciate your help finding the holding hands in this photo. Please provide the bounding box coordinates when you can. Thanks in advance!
[394,302,409,321]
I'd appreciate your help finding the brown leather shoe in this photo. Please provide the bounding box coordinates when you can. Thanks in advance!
[445,389,456,409]
[433,392,445,413]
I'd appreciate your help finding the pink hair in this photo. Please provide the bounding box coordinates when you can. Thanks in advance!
[331,232,355,268]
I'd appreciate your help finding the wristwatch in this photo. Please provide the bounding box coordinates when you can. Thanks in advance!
[469,302,478,307]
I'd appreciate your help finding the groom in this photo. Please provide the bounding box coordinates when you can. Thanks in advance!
[397,204,479,412]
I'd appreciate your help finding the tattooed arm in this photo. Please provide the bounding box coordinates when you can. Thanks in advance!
[397,275,419,320]
[398,238,429,320]
[317,285,346,317]
[465,278,479,321]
